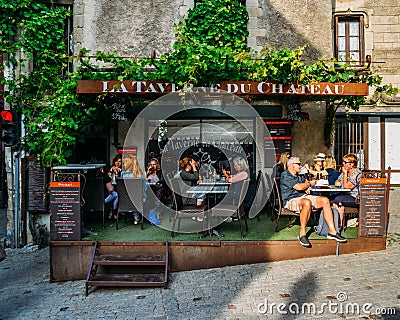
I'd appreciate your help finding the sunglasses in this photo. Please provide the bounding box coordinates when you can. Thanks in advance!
[293,162,301,166]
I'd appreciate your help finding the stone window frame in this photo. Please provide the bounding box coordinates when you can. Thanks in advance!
[334,15,365,66]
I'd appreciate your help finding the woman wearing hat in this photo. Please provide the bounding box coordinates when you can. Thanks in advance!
[304,152,327,179]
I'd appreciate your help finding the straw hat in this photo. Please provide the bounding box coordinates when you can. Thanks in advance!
[314,153,326,161]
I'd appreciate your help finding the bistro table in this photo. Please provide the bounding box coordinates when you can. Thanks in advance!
[310,185,351,193]
[186,181,230,238]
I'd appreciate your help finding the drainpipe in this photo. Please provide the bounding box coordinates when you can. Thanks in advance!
[4,52,17,247]
[13,152,20,246]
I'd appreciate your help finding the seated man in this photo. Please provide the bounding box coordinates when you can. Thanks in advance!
[280,157,347,247]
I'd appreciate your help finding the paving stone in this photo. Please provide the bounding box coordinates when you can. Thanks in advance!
[0,190,399,319]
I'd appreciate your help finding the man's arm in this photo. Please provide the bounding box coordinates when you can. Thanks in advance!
[293,180,315,191]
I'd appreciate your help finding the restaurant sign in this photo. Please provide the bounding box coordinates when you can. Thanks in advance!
[76,80,368,96]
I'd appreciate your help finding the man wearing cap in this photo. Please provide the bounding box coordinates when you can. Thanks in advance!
[280,156,347,247]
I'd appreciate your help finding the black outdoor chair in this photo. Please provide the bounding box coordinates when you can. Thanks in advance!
[211,179,249,239]
[81,176,106,229]
[169,177,206,238]
[116,178,144,230]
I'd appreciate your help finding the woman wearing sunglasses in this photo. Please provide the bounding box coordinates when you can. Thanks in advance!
[332,153,362,229]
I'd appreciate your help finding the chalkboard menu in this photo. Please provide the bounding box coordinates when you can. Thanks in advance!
[264,120,292,168]
[22,158,48,212]
[287,103,301,121]
[111,102,128,121]
[359,178,387,237]
[50,181,81,241]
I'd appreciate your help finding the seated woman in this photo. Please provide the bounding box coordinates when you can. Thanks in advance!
[108,154,122,184]
[222,156,249,221]
[324,156,340,185]
[225,156,249,184]
[304,152,326,179]
[331,153,362,229]
[318,156,340,199]
[146,158,165,215]
[121,156,147,224]
[272,151,290,178]
[179,157,205,207]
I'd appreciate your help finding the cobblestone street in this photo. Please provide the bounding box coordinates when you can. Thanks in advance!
[0,189,399,320]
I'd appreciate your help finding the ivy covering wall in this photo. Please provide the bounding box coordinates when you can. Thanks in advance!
[0,0,396,166]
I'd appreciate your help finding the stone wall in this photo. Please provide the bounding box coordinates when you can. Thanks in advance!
[334,0,400,90]
[247,0,332,61]
[73,0,186,58]
[71,0,399,164]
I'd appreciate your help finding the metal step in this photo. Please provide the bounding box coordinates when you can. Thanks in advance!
[94,254,166,266]
[85,242,169,295]
[88,273,166,287]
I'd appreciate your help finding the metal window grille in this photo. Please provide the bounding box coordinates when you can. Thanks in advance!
[335,117,365,169]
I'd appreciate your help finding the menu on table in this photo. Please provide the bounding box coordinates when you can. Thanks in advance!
[49,181,81,241]
[359,178,387,237]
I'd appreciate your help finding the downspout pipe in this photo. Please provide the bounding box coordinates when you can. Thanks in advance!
[13,152,19,247]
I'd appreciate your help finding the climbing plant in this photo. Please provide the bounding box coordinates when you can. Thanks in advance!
[0,0,397,166]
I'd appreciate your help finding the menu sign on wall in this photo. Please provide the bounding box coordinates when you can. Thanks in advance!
[22,158,48,212]
[50,181,81,241]
[264,120,292,168]
[359,178,387,237]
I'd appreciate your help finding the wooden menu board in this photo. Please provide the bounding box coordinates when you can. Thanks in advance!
[22,157,48,212]
[49,181,81,241]
[359,177,387,237]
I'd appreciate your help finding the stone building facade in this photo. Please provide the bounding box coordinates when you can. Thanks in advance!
[70,0,400,172]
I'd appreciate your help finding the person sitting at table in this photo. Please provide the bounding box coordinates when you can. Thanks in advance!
[273,151,290,178]
[304,152,327,179]
[222,156,249,221]
[121,155,147,224]
[97,165,119,221]
[280,156,347,247]
[226,156,249,183]
[179,157,205,207]
[323,156,340,185]
[146,158,165,216]
[331,153,362,229]
[108,154,122,183]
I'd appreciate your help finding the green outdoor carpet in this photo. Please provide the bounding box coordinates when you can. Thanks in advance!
[82,210,358,242]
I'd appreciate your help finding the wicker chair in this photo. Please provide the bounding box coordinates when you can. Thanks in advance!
[273,177,301,232]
